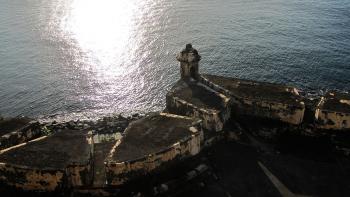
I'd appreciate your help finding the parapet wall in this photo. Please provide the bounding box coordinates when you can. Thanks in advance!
[166,95,230,132]
[105,132,201,186]
[0,162,65,191]
[199,75,305,125]
[0,121,42,150]
[0,131,94,191]
[166,80,231,132]
[315,93,350,130]
[105,114,203,186]
[199,75,231,96]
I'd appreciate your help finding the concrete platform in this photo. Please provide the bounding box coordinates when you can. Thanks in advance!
[166,80,231,131]
[0,130,93,191]
[316,92,350,129]
[200,74,305,124]
[105,113,203,186]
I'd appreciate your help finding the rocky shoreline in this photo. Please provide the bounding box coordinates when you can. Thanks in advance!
[0,113,144,152]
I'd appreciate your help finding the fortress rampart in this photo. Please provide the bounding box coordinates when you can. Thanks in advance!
[0,44,349,195]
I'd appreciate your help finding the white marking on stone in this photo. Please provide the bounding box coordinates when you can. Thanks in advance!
[340,99,350,106]
[0,136,48,154]
[107,139,121,159]
[189,126,198,133]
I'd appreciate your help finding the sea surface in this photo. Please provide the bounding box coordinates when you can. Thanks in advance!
[0,0,349,120]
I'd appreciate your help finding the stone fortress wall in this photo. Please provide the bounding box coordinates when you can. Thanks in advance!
[0,44,349,194]
[168,44,350,131]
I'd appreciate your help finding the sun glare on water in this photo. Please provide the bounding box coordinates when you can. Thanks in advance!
[42,0,167,118]
[61,0,138,77]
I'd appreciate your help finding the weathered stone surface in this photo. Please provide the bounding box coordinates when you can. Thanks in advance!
[316,92,350,129]
[0,118,41,150]
[0,130,93,191]
[200,74,305,125]
[0,117,32,136]
[166,80,231,131]
[105,113,203,186]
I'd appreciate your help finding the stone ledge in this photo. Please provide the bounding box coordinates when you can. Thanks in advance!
[0,130,94,191]
[0,119,41,150]
[166,80,231,131]
[105,113,203,186]
[316,92,350,130]
[200,74,305,125]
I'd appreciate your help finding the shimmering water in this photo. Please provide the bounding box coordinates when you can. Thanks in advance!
[0,0,349,119]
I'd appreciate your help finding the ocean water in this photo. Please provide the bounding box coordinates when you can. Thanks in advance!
[0,0,349,120]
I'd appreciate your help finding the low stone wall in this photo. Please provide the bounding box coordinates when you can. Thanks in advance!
[166,95,230,132]
[0,162,65,191]
[316,97,350,130]
[237,98,305,125]
[0,121,41,150]
[0,160,94,191]
[199,75,305,125]
[199,75,232,96]
[316,110,350,130]
[105,125,203,186]
[0,132,94,191]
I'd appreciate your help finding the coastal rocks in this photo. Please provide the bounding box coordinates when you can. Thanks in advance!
[38,113,143,136]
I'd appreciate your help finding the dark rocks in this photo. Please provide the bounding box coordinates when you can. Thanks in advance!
[37,114,143,136]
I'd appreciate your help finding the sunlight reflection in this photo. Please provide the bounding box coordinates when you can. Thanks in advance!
[61,0,138,77]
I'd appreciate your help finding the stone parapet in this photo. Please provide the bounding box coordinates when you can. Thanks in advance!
[200,74,305,125]
[0,119,42,150]
[166,80,231,131]
[166,95,229,132]
[0,130,94,191]
[315,92,350,130]
[105,113,202,186]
